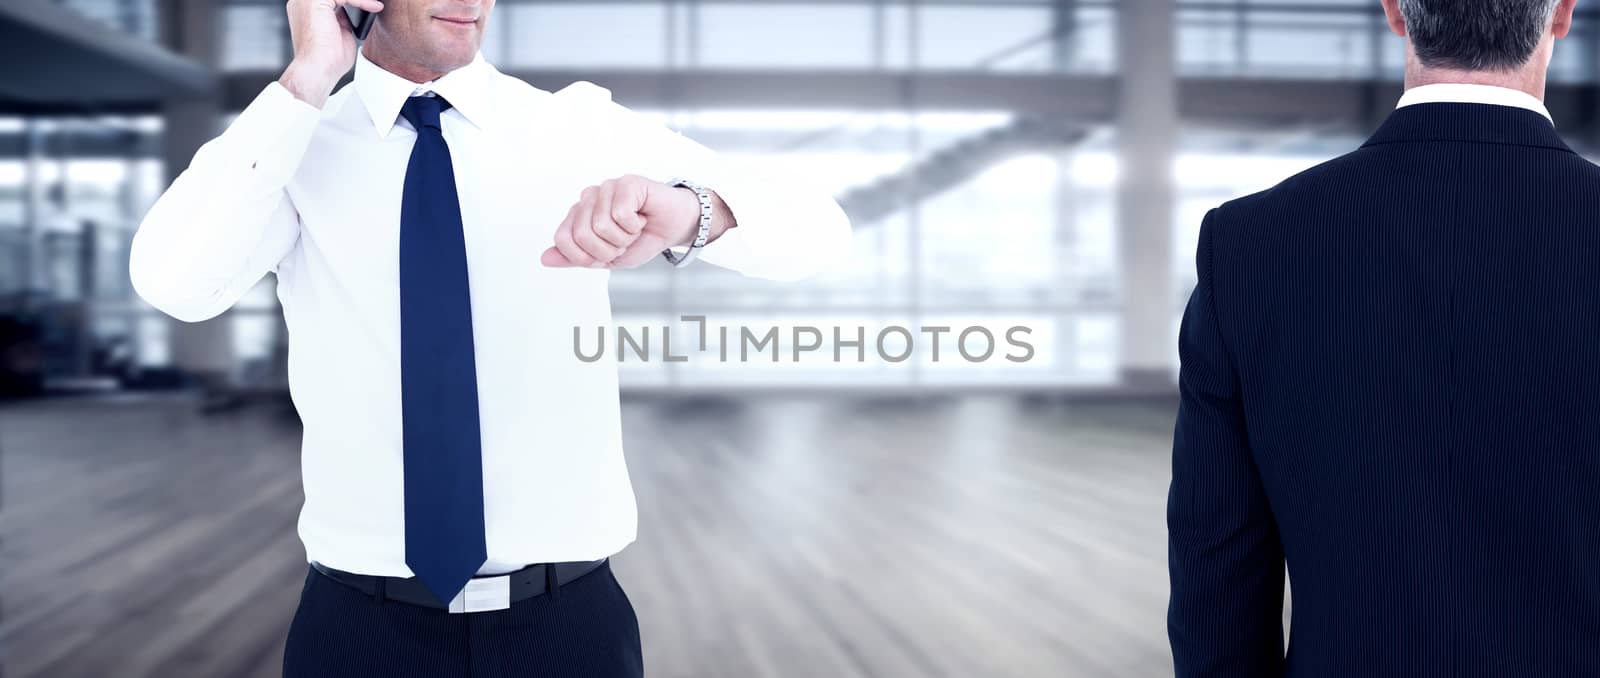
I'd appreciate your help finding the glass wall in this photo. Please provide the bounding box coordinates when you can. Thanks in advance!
[218,1,1600,80]
[221,0,1119,74]
[26,0,1596,390]
[0,114,169,376]
[610,109,1122,387]
[1178,0,1600,82]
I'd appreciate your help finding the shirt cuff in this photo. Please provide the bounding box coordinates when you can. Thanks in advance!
[693,171,852,281]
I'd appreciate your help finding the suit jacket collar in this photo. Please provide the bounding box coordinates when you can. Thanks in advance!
[1362,102,1574,154]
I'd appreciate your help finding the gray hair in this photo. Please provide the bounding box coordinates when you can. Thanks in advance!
[1398,0,1562,70]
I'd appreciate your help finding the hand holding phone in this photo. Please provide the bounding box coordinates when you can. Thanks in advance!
[279,0,384,107]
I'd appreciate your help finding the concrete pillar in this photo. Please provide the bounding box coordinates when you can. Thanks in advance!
[1052,0,1078,70]
[1053,148,1081,379]
[21,121,44,295]
[1052,0,1082,382]
[1115,0,1178,388]
[158,0,234,384]
[1589,10,1600,149]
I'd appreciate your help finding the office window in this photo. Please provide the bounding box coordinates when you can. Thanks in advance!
[222,5,288,71]
[501,3,669,68]
[698,4,878,69]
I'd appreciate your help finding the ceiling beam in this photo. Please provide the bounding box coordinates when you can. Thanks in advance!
[0,0,214,113]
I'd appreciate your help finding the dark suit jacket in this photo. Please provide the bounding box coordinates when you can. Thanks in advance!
[1168,101,1600,677]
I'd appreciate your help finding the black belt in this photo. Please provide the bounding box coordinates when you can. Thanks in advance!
[311,558,607,613]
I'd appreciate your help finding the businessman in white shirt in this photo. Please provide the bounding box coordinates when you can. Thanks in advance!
[129,0,851,675]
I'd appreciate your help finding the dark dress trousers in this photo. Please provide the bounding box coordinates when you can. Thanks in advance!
[282,561,643,678]
[1167,102,1600,677]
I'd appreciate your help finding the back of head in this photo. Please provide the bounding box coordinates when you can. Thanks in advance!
[1397,0,1560,70]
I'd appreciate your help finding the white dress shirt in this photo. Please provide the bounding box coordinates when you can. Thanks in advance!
[1397,82,1554,122]
[130,52,851,577]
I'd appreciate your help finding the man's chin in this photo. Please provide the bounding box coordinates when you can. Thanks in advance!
[426,49,478,73]
[424,35,480,64]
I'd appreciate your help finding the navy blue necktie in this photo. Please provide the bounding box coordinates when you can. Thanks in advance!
[398,94,487,605]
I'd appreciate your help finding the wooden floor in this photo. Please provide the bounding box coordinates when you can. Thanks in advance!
[0,393,1180,678]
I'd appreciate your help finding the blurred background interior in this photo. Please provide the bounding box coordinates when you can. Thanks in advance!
[4,1,1599,677]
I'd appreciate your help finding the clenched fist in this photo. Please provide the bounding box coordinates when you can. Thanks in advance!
[542,175,735,269]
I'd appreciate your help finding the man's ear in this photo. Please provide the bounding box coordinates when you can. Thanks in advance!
[1379,0,1407,37]
[1553,0,1579,39]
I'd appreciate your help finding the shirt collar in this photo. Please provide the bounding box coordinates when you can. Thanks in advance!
[1397,83,1552,123]
[354,50,494,138]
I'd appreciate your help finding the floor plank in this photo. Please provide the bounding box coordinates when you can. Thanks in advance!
[0,393,1180,678]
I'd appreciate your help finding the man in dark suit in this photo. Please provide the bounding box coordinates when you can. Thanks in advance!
[1167,1,1598,676]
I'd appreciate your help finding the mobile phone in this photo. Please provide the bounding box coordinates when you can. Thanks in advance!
[345,7,378,40]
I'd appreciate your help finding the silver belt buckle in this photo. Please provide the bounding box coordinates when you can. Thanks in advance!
[448,574,511,614]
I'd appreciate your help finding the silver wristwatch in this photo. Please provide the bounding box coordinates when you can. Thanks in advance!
[660,178,713,268]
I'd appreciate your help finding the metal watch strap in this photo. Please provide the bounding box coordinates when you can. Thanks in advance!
[661,178,713,268]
